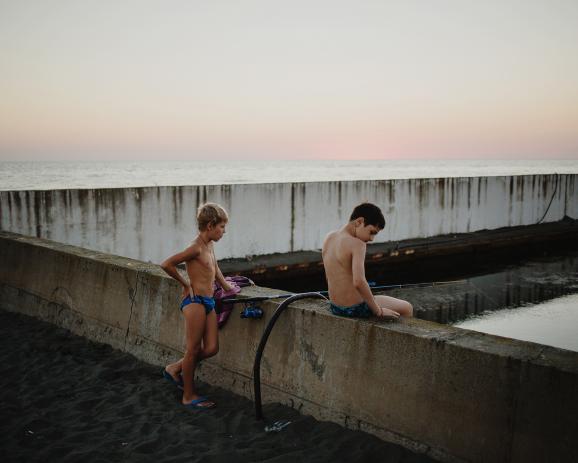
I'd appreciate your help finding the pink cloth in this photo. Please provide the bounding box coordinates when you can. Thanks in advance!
[213,276,253,328]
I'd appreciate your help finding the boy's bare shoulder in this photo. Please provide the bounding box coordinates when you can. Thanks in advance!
[322,230,338,248]
[187,239,202,251]
[324,229,364,253]
[324,230,339,241]
[181,240,203,260]
[345,234,365,252]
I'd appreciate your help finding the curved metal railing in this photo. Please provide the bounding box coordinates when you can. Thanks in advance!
[253,292,326,420]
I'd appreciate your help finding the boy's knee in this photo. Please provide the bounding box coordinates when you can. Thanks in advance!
[185,344,202,359]
[204,344,219,358]
[405,302,414,317]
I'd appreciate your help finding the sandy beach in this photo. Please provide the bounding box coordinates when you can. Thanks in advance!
[0,309,437,463]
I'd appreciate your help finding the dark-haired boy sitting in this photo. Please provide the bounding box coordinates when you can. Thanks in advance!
[322,203,413,320]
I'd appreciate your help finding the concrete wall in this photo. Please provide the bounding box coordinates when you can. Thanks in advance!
[1,231,577,463]
[1,174,575,263]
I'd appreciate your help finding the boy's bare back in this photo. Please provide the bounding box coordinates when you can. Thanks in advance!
[322,229,366,307]
[322,203,412,319]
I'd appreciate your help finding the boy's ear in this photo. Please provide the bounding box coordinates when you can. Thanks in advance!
[355,217,365,227]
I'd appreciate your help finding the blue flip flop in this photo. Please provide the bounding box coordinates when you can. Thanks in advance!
[183,396,216,410]
[162,369,184,389]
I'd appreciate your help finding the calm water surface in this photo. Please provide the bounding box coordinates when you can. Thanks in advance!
[455,294,578,352]
[1,159,577,190]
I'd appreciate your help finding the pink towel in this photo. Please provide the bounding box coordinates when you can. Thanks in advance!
[213,276,254,328]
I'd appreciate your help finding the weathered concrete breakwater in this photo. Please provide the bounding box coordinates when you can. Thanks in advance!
[1,174,575,264]
[1,231,577,463]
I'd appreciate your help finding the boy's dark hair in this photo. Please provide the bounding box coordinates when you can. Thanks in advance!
[350,203,385,229]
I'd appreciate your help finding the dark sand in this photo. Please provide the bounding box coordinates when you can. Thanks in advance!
[0,309,437,463]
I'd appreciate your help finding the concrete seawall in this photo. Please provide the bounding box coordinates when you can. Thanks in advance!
[1,231,577,462]
[1,174,575,263]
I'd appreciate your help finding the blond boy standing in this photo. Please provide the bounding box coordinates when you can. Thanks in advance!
[161,203,234,409]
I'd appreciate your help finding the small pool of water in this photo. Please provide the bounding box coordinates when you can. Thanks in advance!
[454,294,578,352]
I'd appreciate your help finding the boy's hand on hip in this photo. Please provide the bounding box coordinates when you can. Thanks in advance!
[182,284,194,298]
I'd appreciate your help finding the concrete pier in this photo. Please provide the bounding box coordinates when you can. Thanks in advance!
[1,174,575,263]
[1,231,577,463]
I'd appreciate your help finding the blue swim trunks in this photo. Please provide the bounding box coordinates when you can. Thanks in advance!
[329,301,372,318]
[180,294,215,314]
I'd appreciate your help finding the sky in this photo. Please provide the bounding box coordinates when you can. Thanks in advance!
[1,0,577,161]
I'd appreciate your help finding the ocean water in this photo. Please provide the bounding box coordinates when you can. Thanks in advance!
[1,159,577,190]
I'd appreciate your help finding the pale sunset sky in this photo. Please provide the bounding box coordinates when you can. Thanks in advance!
[1,0,577,161]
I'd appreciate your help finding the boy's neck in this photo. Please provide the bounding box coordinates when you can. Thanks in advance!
[198,232,212,245]
[343,222,358,238]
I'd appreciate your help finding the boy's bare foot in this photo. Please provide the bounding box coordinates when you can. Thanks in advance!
[163,368,183,388]
[164,366,181,381]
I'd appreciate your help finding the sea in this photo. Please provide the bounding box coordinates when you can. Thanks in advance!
[1,159,577,191]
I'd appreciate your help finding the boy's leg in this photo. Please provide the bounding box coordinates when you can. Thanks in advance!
[164,289,198,379]
[181,303,214,406]
[199,309,219,359]
[164,310,219,379]
[375,295,414,317]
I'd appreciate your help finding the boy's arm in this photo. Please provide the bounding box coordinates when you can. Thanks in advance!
[214,258,234,291]
[160,244,200,296]
[351,241,385,317]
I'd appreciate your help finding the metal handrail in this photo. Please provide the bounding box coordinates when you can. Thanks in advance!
[253,292,326,420]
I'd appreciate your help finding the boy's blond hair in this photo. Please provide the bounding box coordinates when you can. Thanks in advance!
[197,203,228,231]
